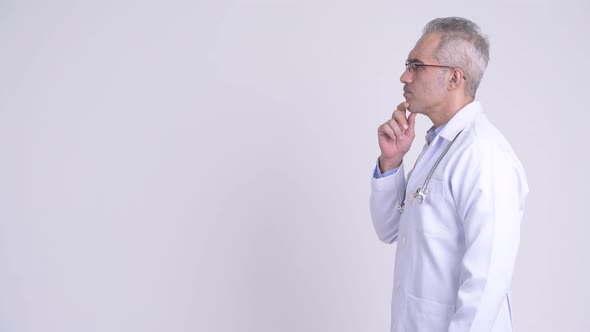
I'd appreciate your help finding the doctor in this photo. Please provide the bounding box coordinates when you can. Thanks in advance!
[370,17,529,332]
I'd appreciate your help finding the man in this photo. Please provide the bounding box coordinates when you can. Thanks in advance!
[370,17,529,332]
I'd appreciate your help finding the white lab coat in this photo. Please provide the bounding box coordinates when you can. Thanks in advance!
[370,102,529,332]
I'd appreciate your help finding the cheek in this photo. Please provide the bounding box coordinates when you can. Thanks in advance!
[418,82,436,97]
[425,81,445,96]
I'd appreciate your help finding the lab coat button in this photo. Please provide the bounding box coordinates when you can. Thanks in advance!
[395,281,400,289]
[401,236,407,245]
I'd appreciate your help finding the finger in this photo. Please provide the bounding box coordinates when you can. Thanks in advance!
[379,122,397,141]
[392,102,410,132]
[407,112,417,136]
[387,119,405,140]
[391,102,409,117]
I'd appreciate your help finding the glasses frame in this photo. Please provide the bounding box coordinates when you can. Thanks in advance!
[405,60,467,80]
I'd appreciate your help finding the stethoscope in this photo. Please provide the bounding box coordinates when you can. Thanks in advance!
[398,130,463,213]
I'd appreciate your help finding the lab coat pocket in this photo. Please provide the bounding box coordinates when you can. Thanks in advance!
[405,294,454,332]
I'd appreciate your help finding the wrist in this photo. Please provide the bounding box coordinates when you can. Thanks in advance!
[379,156,402,173]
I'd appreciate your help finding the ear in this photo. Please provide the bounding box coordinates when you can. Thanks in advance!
[448,68,465,90]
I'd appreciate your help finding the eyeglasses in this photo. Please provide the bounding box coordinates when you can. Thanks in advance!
[405,60,467,80]
[405,60,455,72]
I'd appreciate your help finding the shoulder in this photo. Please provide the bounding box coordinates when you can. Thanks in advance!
[445,112,527,189]
[455,112,519,164]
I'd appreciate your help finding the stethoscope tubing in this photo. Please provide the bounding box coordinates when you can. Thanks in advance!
[398,130,463,213]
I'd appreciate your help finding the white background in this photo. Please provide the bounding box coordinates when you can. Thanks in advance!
[1,0,589,331]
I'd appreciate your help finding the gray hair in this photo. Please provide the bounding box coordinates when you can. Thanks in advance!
[423,17,490,98]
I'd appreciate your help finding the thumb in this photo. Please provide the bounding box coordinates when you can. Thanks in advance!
[407,112,417,135]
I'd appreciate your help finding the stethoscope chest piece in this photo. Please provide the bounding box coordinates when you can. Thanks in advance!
[413,187,429,204]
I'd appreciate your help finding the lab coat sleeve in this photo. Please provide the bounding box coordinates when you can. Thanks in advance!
[448,141,528,331]
[370,163,407,244]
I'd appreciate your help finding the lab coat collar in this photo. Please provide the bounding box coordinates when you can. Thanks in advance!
[438,101,483,142]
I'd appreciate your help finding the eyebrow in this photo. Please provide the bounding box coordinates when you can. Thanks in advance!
[407,58,425,64]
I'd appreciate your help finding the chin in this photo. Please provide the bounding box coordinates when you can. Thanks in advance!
[407,104,422,114]
[404,97,419,112]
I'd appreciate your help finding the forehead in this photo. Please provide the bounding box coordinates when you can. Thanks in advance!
[408,32,441,62]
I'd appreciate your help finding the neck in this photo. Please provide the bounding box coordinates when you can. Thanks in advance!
[429,96,474,127]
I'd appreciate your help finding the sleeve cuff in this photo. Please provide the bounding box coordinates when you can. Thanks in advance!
[373,158,400,178]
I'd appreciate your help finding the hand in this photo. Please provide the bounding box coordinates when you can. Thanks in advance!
[377,102,417,172]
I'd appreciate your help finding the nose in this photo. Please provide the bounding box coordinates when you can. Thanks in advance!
[400,68,412,84]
